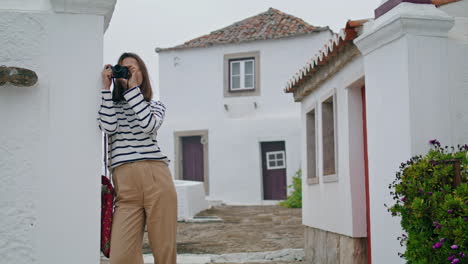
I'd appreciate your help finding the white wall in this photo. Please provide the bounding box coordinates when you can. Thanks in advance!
[447,41,468,145]
[361,36,411,264]
[158,32,332,204]
[443,0,468,145]
[301,56,367,238]
[0,6,112,264]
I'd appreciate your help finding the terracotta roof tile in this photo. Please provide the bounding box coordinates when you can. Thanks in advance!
[156,8,329,52]
[285,19,370,93]
[432,0,461,6]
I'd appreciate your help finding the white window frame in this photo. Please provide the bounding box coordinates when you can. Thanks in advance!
[266,150,286,170]
[320,89,338,183]
[229,58,255,91]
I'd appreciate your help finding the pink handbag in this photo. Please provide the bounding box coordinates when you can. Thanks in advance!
[101,134,114,258]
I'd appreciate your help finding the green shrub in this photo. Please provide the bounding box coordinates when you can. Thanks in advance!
[387,140,467,264]
[280,169,302,208]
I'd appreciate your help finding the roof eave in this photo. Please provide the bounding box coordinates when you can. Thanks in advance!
[284,19,370,95]
[155,27,331,53]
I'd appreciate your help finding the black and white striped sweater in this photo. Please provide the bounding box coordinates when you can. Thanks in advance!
[97,86,169,168]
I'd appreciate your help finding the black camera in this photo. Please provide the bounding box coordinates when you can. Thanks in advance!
[110,64,129,79]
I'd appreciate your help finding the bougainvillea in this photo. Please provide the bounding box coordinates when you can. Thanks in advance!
[387,140,467,264]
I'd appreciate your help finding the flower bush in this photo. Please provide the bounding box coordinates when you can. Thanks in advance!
[279,169,302,208]
[387,140,467,264]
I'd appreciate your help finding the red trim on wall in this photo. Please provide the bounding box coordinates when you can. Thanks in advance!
[361,86,372,264]
[375,0,432,18]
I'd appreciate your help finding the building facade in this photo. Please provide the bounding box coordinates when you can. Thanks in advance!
[156,8,332,204]
[285,0,468,263]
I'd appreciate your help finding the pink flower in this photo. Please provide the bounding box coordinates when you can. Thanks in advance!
[433,242,443,249]
[429,139,441,146]
[452,258,459,264]
[451,245,459,250]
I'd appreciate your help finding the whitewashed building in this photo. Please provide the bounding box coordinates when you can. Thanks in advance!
[0,1,116,264]
[156,8,332,204]
[285,0,468,263]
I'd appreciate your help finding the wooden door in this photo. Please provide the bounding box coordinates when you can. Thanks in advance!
[261,141,287,200]
[182,136,204,182]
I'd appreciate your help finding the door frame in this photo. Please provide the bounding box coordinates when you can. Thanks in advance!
[174,130,210,195]
[258,139,288,201]
[361,85,372,264]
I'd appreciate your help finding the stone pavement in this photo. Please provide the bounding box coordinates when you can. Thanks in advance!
[158,205,303,254]
[101,248,304,263]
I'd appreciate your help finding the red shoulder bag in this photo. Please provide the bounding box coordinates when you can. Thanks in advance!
[101,134,114,258]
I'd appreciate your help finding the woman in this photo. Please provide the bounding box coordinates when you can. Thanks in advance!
[98,52,177,264]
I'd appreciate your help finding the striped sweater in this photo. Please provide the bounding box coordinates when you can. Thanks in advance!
[97,86,169,168]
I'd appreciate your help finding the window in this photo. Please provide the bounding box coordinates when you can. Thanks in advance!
[306,108,318,184]
[224,51,260,97]
[266,151,286,170]
[322,95,337,178]
[230,59,255,91]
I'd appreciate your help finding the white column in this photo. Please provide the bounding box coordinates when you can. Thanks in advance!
[0,1,115,264]
[354,3,454,264]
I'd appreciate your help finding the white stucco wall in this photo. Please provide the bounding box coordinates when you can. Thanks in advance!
[300,56,367,238]
[157,32,332,204]
[361,35,411,264]
[0,2,115,263]
[443,0,468,145]
[355,3,464,263]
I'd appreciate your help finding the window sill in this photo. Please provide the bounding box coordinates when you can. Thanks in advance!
[322,174,338,183]
[229,88,256,92]
[224,89,260,97]
[307,177,319,185]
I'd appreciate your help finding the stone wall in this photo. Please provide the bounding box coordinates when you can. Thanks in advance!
[304,226,367,264]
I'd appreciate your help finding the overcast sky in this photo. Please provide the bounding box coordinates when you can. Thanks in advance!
[104,0,382,97]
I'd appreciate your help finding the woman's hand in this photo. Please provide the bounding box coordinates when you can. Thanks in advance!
[101,64,112,90]
[127,65,143,89]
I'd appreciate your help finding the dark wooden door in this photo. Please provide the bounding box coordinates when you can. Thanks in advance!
[261,141,287,200]
[182,136,204,182]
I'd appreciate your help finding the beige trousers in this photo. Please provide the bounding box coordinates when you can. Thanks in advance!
[110,160,178,264]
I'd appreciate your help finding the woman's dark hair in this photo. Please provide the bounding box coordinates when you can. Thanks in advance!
[112,52,153,102]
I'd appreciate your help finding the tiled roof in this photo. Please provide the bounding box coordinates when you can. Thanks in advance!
[156,8,329,52]
[432,0,461,6]
[284,0,458,93]
[285,19,369,93]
